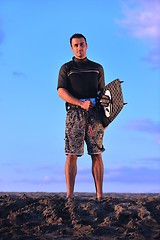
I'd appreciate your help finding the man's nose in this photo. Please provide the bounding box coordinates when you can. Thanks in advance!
[78,44,82,50]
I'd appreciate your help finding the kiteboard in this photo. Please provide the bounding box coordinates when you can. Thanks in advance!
[96,78,127,128]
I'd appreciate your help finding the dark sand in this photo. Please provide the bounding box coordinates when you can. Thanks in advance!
[0,192,160,240]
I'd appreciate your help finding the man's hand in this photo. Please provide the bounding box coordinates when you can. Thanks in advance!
[99,95,110,107]
[80,100,93,111]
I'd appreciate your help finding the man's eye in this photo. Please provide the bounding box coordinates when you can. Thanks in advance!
[74,44,78,47]
[80,43,84,47]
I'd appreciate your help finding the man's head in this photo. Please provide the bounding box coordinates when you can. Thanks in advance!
[70,33,88,59]
[70,33,87,46]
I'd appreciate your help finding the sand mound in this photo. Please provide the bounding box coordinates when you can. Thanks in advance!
[0,192,160,239]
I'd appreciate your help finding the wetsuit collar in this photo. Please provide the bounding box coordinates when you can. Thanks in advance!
[73,57,88,63]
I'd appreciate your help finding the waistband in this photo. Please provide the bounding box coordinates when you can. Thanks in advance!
[66,98,96,111]
[80,98,96,105]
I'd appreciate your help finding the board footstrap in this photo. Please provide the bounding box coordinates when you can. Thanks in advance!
[96,79,127,127]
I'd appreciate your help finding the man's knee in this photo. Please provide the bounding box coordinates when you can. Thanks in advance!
[67,154,77,162]
[91,153,102,162]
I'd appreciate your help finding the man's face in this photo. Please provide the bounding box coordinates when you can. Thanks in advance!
[71,37,88,59]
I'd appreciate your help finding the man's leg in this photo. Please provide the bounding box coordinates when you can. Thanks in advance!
[65,154,77,199]
[91,153,104,200]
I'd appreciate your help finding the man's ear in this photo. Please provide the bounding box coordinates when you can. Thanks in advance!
[70,45,73,52]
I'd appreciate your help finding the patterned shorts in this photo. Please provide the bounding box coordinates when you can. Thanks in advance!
[65,107,105,156]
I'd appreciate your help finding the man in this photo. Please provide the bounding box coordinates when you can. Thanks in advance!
[57,33,106,200]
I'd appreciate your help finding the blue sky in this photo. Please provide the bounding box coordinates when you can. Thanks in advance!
[0,0,159,193]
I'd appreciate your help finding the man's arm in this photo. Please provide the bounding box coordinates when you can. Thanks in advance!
[58,88,92,111]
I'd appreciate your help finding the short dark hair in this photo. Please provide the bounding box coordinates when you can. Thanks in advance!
[70,33,87,46]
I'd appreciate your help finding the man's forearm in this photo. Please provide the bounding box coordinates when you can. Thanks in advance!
[58,88,83,107]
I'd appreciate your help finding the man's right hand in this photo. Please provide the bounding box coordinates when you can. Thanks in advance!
[80,100,93,111]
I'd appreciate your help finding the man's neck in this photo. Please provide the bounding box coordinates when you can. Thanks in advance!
[73,56,87,62]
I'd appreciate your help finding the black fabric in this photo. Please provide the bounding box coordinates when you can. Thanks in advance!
[57,57,105,99]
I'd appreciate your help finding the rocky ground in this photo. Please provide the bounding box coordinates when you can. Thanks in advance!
[0,192,160,240]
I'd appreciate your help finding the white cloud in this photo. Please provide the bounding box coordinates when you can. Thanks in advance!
[105,165,160,184]
[124,118,160,135]
[117,0,160,68]
[119,0,160,39]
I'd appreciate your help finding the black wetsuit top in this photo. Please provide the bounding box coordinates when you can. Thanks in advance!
[57,57,105,99]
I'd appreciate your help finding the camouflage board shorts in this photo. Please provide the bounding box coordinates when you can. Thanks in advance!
[65,106,105,156]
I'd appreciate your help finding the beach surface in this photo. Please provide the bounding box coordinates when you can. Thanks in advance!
[0,192,160,240]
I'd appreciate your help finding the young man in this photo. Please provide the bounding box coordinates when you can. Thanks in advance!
[57,33,106,200]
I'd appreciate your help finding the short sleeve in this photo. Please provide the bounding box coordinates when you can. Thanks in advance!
[57,64,68,90]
